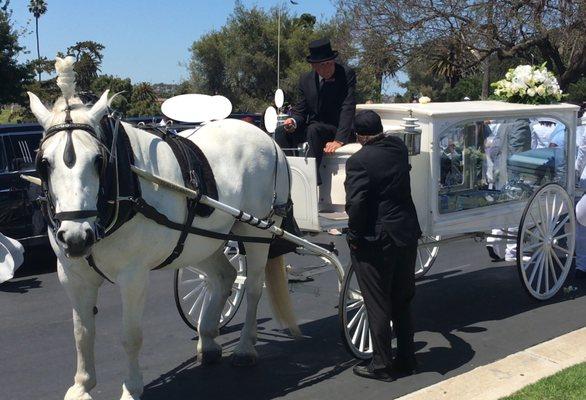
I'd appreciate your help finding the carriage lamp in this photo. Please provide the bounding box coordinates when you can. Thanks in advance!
[390,110,421,156]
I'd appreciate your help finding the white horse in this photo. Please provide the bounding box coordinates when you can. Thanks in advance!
[28,86,297,400]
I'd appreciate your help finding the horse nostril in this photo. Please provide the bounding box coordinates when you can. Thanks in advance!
[56,230,66,244]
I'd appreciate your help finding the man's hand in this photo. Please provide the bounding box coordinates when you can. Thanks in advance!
[324,140,343,154]
[283,118,296,133]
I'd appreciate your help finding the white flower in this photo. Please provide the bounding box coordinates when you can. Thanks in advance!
[418,96,431,104]
[536,85,546,96]
[527,88,536,97]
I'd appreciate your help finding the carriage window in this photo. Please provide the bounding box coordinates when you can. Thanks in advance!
[438,117,567,213]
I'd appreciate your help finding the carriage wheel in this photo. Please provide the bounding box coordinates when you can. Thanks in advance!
[517,183,575,300]
[339,264,373,359]
[415,236,440,279]
[174,241,247,331]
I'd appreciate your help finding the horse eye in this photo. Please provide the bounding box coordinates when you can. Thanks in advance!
[94,155,104,173]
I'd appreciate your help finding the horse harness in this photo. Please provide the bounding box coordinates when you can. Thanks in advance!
[36,108,287,283]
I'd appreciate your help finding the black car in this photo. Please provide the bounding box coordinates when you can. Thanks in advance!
[0,123,46,246]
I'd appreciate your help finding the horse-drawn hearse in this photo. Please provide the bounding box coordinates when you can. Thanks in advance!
[176,100,581,360]
[22,56,581,399]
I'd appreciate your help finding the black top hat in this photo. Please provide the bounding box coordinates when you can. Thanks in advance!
[306,38,338,63]
[354,110,383,136]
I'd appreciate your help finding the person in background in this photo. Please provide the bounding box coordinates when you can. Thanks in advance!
[574,104,586,279]
[274,38,356,185]
[345,110,421,382]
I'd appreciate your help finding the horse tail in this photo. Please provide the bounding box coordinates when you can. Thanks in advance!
[264,255,301,337]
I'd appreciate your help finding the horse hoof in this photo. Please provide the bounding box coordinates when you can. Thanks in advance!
[231,353,258,367]
[64,385,93,400]
[201,348,222,365]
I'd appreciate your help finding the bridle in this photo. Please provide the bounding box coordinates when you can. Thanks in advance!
[36,101,117,241]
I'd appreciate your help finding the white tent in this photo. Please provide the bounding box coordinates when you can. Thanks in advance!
[0,233,25,283]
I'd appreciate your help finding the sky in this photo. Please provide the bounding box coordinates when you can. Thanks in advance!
[11,0,405,93]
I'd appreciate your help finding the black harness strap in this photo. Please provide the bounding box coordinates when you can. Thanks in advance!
[131,197,273,244]
[86,254,115,284]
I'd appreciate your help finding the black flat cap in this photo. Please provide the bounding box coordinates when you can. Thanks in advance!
[354,110,383,135]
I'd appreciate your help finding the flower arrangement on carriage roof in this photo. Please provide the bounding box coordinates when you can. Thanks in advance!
[491,64,564,105]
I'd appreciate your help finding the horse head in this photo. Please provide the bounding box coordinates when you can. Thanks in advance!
[28,67,111,258]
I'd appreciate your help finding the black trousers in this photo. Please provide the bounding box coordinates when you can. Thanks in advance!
[274,122,337,184]
[351,235,417,371]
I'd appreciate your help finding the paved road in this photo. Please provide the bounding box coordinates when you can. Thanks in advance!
[1,236,586,400]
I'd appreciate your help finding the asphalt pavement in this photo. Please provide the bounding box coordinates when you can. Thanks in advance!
[1,235,586,400]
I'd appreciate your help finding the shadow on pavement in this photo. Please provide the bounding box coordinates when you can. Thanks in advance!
[143,315,356,400]
[135,263,586,399]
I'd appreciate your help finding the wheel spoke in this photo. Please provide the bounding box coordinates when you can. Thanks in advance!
[550,248,566,272]
[181,278,203,285]
[522,247,542,270]
[525,227,544,241]
[540,195,550,233]
[543,251,551,293]
[182,282,204,301]
[352,312,365,344]
[536,252,545,293]
[552,243,570,254]
[551,215,570,237]
[359,316,368,351]
[347,305,364,330]
[346,300,363,311]
[523,240,545,252]
[529,211,547,237]
[547,250,558,286]
[188,286,206,316]
[527,250,545,286]
[186,266,200,274]
[553,232,573,241]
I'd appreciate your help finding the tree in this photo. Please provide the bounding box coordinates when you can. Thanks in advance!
[0,1,33,105]
[91,75,133,114]
[338,0,586,97]
[127,82,159,117]
[62,41,105,91]
[28,0,47,82]
[188,3,372,112]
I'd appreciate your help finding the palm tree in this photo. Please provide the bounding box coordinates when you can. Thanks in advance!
[28,0,48,82]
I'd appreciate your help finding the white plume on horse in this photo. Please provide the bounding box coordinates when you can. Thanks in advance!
[55,56,77,101]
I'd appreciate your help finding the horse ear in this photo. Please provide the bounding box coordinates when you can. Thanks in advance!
[89,90,110,123]
[27,91,52,130]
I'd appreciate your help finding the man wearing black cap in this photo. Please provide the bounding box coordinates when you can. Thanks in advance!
[274,38,356,184]
[345,110,421,381]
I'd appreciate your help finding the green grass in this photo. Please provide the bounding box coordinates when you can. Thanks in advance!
[0,108,12,124]
[502,362,586,400]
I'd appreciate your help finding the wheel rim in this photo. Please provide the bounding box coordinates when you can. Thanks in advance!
[175,241,246,331]
[415,236,440,279]
[518,184,575,300]
[339,265,373,359]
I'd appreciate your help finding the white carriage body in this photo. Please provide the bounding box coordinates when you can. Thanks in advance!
[290,101,580,235]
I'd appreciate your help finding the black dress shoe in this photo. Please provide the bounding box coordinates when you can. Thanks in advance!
[390,358,418,376]
[352,363,394,382]
[575,269,586,280]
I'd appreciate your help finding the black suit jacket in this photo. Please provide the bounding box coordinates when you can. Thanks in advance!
[291,63,356,144]
[344,136,422,247]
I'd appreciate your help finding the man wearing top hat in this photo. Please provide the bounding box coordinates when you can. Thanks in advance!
[274,38,356,184]
[345,110,421,381]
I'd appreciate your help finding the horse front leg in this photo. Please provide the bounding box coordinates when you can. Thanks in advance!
[58,261,103,400]
[118,268,148,400]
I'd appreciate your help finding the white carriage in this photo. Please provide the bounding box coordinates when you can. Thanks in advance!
[174,100,581,360]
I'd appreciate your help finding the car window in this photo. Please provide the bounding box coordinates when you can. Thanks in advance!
[4,133,42,172]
